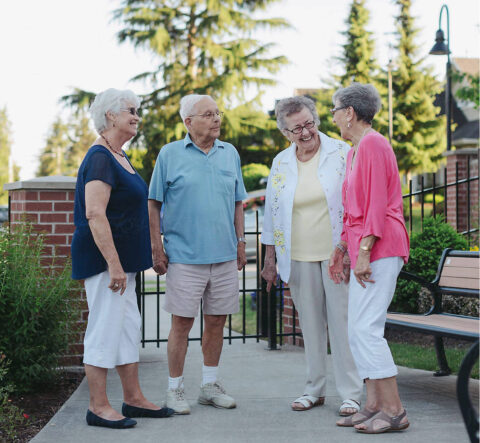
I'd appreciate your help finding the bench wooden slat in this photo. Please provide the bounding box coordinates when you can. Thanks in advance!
[386,313,479,335]
[444,256,479,268]
[438,276,479,290]
[441,266,479,279]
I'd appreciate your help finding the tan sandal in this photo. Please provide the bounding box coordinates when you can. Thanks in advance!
[291,395,325,411]
[355,409,409,434]
[336,408,378,427]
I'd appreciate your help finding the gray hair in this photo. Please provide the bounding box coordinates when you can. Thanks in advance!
[275,96,320,131]
[179,94,213,123]
[332,83,381,124]
[89,88,141,134]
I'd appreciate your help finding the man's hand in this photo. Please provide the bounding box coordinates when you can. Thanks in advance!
[237,242,247,270]
[153,250,169,275]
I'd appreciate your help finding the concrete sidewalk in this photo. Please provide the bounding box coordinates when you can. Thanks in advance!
[32,340,478,443]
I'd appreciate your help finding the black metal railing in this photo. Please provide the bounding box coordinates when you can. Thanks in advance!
[136,161,478,347]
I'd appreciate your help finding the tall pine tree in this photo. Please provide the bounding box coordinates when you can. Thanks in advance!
[37,117,70,177]
[0,107,19,204]
[392,0,445,175]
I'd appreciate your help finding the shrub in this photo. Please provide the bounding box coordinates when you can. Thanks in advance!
[391,216,468,313]
[0,354,24,441]
[0,223,80,392]
[242,163,270,192]
[423,193,444,204]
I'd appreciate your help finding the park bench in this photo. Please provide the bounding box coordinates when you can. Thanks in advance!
[386,248,479,442]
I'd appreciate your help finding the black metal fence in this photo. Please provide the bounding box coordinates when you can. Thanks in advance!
[136,163,479,347]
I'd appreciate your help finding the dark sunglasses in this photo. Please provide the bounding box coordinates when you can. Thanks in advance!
[121,107,141,116]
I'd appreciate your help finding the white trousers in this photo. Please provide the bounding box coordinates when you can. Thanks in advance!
[83,271,140,369]
[289,260,363,401]
[348,256,404,380]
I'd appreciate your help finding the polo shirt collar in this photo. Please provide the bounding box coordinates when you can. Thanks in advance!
[183,133,224,150]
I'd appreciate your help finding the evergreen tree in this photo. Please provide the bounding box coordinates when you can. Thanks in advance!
[64,111,96,176]
[37,117,70,177]
[391,0,445,175]
[0,107,17,205]
[112,0,290,178]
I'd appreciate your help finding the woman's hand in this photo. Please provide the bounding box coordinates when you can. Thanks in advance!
[342,253,351,284]
[261,245,278,292]
[153,250,169,275]
[353,250,375,288]
[328,246,347,284]
[108,263,127,295]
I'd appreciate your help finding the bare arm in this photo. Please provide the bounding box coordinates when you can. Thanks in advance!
[354,235,377,288]
[148,199,168,275]
[85,180,126,294]
[261,244,277,292]
[234,201,247,270]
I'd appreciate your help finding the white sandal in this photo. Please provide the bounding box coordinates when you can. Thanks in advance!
[291,394,325,411]
[339,399,361,416]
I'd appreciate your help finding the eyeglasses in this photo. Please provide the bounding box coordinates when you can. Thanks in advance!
[188,111,224,120]
[330,106,348,116]
[121,107,141,116]
[285,120,316,134]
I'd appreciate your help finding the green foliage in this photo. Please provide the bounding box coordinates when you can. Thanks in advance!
[423,193,444,204]
[0,223,80,392]
[0,108,20,205]
[242,163,270,192]
[391,216,468,313]
[64,0,291,180]
[37,111,96,177]
[0,354,24,441]
[452,71,480,110]
[391,0,446,175]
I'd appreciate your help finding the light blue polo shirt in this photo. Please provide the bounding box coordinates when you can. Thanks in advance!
[149,133,248,264]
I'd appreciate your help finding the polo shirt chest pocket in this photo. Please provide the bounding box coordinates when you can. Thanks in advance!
[218,169,235,195]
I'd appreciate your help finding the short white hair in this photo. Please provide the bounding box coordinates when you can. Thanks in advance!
[179,94,213,122]
[89,88,141,134]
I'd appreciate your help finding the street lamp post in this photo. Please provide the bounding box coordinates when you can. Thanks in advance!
[429,4,451,151]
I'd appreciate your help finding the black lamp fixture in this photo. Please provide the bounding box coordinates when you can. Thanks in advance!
[429,4,452,151]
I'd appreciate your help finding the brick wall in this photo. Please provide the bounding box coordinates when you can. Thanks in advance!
[282,289,304,347]
[445,148,479,233]
[5,176,85,366]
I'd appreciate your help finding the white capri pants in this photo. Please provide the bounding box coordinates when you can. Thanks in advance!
[83,271,140,368]
[348,256,404,380]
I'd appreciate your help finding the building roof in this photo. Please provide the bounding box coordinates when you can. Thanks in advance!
[453,57,479,76]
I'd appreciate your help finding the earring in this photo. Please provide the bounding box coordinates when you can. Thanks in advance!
[347,122,351,128]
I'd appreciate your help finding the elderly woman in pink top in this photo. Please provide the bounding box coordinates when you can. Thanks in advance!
[328,83,410,434]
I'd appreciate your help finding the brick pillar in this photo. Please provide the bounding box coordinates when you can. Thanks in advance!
[282,289,304,347]
[5,176,86,366]
[444,148,479,233]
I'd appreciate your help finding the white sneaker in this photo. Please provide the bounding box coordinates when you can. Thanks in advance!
[198,381,236,409]
[165,387,190,415]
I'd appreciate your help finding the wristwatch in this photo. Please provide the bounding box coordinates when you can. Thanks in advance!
[360,245,371,252]
[237,237,247,243]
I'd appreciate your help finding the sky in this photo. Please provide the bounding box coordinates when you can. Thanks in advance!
[0,0,478,181]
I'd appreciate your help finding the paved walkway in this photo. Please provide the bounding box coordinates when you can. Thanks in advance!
[32,340,478,443]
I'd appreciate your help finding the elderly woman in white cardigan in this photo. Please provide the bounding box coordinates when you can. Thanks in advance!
[261,96,362,419]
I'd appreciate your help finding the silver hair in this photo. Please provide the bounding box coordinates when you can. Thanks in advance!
[332,83,381,124]
[89,88,141,134]
[275,96,320,131]
[179,94,213,122]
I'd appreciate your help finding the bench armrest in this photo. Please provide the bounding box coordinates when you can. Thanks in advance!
[399,270,435,293]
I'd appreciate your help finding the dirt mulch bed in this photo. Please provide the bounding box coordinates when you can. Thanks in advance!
[384,327,473,349]
[10,371,84,443]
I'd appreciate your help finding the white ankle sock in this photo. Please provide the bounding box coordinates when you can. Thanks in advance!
[168,375,184,390]
[202,364,218,386]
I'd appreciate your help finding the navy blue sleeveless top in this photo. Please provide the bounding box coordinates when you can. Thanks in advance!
[71,145,152,279]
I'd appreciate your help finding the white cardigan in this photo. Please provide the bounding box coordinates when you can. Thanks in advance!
[261,131,350,283]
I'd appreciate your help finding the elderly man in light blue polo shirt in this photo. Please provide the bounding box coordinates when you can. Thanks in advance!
[148,94,248,415]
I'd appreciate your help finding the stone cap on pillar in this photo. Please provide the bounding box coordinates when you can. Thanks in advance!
[4,175,77,191]
[443,148,479,158]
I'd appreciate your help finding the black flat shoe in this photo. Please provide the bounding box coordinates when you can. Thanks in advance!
[122,403,175,418]
[86,410,137,429]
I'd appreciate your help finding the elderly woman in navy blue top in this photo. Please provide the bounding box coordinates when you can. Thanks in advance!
[71,88,173,429]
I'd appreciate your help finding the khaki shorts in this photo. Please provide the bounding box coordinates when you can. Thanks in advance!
[164,260,239,317]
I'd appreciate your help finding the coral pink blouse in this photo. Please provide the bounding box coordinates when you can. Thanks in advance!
[341,131,409,268]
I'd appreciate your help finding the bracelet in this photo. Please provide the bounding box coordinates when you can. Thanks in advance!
[335,243,347,254]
